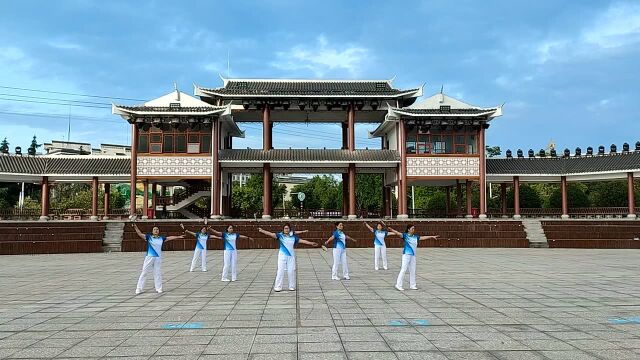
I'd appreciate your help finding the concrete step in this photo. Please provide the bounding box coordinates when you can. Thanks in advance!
[522,219,549,248]
[102,221,124,252]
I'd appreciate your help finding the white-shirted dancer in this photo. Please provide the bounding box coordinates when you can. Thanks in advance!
[364,221,390,270]
[323,222,357,280]
[181,223,211,272]
[388,224,439,291]
[132,223,185,294]
[258,224,318,292]
[208,225,254,282]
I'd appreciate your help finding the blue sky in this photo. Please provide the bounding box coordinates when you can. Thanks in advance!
[1,0,639,154]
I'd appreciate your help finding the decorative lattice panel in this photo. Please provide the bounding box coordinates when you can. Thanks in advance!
[407,156,479,177]
[138,156,212,177]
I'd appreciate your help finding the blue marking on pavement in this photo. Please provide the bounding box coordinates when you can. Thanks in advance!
[388,319,430,326]
[609,316,640,325]
[389,320,407,326]
[162,322,203,329]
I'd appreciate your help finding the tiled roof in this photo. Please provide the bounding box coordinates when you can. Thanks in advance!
[0,156,46,174]
[487,152,640,175]
[394,108,497,115]
[200,80,419,97]
[219,149,401,162]
[0,156,130,175]
[115,106,225,113]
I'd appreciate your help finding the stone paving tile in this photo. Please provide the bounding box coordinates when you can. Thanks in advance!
[1,248,640,358]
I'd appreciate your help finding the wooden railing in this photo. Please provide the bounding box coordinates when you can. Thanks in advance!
[487,207,635,218]
[0,208,140,221]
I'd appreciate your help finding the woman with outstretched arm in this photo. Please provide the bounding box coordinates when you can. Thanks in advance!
[180,223,210,272]
[364,220,391,270]
[213,224,254,282]
[132,223,185,294]
[258,224,318,292]
[387,224,439,291]
[323,221,357,280]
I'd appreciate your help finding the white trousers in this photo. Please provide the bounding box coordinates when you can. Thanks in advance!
[221,250,237,281]
[396,254,417,288]
[274,253,296,290]
[190,248,207,271]
[136,256,163,292]
[374,244,388,269]
[332,248,349,278]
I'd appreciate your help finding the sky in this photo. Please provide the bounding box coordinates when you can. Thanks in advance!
[1,0,639,154]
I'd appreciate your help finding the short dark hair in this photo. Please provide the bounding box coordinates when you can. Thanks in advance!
[405,224,414,232]
[376,222,384,228]
[283,223,291,230]
[334,221,343,227]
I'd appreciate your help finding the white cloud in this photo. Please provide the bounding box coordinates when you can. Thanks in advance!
[582,2,640,48]
[532,2,640,64]
[47,39,84,51]
[271,35,371,77]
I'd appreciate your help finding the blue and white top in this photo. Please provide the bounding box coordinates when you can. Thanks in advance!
[373,230,387,247]
[195,232,209,250]
[222,232,239,250]
[402,233,420,256]
[277,232,299,257]
[332,230,346,249]
[145,234,166,257]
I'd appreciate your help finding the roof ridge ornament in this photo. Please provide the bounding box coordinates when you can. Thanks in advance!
[174,82,180,101]
[219,73,229,87]
[439,85,444,103]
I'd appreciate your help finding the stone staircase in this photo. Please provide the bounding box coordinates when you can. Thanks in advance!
[102,222,124,252]
[522,219,549,248]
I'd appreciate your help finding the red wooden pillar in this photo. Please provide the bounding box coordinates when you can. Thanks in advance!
[342,122,349,217]
[348,164,356,219]
[211,119,221,218]
[628,172,636,218]
[103,183,111,220]
[561,176,569,219]
[151,183,157,219]
[456,180,463,216]
[90,176,99,220]
[513,176,521,219]
[383,187,391,218]
[142,181,149,219]
[500,183,507,217]
[478,126,487,218]
[129,123,138,216]
[347,104,355,150]
[398,119,408,218]
[263,164,272,219]
[445,186,451,217]
[40,176,49,221]
[465,180,472,218]
[262,105,272,219]
[342,173,348,217]
[263,105,272,150]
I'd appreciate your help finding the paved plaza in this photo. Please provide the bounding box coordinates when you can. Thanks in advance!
[1,248,640,359]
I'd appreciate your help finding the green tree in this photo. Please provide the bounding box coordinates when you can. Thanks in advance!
[549,183,590,208]
[530,183,557,208]
[485,145,501,157]
[0,183,20,208]
[355,174,382,211]
[426,191,447,211]
[589,181,628,207]
[231,175,286,215]
[0,137,8,154]
[291,175,341,209]
[27,135,41,156]
[21,196,41,210]
[506,184,543,208]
